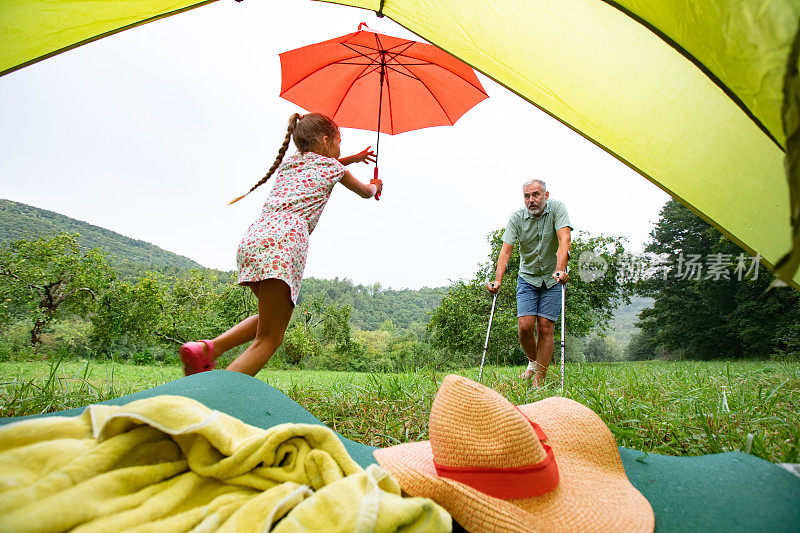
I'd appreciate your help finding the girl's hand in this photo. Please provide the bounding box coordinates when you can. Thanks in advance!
[341,147,376,166]
[370,178,383,200]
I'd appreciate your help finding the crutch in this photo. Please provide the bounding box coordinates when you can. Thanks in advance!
[478,291,499,383]
[558,264,570,391]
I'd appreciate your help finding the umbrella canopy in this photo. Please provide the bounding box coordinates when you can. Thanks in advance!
[279,24,488,136]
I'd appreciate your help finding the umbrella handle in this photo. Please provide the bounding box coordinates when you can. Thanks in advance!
[371,167,381,201]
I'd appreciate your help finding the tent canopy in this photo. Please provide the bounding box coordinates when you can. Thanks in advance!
[3,0,800,287]
[0,1,216,77]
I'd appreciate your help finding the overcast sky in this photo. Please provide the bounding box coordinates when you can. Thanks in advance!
[0,0,669,290]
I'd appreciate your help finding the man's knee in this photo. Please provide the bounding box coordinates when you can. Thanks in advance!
[518,317,536,340]
[536,316,555,337]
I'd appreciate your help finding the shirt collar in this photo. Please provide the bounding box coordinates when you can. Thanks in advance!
[523,200,551,220]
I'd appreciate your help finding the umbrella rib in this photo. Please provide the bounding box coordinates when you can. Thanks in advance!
[349,39,417,56]
[331,61,376,121]
[407,72,456,125]
[391,41,488,97]
[338,60,433,67]
[280,52,364,95]
[354,64,382,81]
[383,40,417,59]
[346,39,487,98]
[382,39,489,97]
[341,43,382,65]
[383,62,430,81]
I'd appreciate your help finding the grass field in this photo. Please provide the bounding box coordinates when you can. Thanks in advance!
[1,359,798,463]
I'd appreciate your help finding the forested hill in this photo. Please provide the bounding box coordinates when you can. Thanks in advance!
[0,198,202,270]
[299,277,445,331]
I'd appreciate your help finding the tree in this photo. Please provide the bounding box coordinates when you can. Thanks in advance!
[583,335,623,362]
[636,200,800,359]
[624,328,664,361]
[427,228,632,361]
[90,272,165,350]
[0,234,112,346]
[91,269,259,354]
[283,295,356,365]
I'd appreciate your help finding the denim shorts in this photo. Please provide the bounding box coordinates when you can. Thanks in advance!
[516,276,563,321]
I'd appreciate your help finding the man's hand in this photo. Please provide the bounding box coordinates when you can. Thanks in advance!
[487,281,501,294]
[553,270,569,284]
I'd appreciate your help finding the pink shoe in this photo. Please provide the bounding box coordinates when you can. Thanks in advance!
[180,340,216,376]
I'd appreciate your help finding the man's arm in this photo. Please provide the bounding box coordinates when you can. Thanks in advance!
[553,226,572,283]
[488,242,514,293]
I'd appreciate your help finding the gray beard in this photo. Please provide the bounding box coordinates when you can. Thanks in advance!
[528,203,545,216]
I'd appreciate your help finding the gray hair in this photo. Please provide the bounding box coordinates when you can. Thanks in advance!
[523,178,546,192]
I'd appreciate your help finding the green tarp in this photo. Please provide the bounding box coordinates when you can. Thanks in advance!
[3,371,799,532]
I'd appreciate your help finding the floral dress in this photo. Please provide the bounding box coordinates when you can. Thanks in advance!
[236,152,346,304]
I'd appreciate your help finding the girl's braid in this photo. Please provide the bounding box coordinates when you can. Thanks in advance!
[229,113,302,204]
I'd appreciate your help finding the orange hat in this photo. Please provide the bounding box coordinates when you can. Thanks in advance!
[374,375,654,532]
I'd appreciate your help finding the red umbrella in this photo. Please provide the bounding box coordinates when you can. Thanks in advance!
[279,24,488,197]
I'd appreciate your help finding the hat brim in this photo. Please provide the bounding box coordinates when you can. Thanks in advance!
[374,396,654,532]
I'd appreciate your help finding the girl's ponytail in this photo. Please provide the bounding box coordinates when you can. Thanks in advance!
[229,113,302,205]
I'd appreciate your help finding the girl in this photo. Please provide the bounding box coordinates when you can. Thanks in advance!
[180,112,381,376]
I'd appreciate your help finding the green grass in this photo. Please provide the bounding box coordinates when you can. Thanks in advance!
[1,359,798,463]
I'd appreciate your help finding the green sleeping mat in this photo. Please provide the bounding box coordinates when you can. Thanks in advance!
[2,371,798,532]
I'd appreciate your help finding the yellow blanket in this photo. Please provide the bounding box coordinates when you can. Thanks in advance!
[0,395,451,532]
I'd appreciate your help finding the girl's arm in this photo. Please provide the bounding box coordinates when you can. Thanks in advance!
[339,171,382,198]
[339,147,376,166]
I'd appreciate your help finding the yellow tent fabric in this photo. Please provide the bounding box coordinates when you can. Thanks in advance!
[0,0,217,77]
[3,0,800,285]
[322,0,800,287]
[0,395,452,532]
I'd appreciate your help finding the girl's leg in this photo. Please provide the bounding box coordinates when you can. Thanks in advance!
[226,279,294,376]
[209,315,258,359]
[205,284,261,359]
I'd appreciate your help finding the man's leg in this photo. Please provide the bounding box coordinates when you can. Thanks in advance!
[532,282,563,386]
[516,276,541,380]
[518,315,538,379]
[533,316,555,387]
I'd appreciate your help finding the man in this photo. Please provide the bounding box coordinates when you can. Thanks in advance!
[487,179,572,386]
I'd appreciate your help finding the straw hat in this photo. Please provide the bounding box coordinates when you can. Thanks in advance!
[374,375,654,532]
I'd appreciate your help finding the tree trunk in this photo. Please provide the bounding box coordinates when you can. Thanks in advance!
[30,319,45,347]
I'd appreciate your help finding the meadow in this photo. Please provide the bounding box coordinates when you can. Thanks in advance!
[1,359,798,464]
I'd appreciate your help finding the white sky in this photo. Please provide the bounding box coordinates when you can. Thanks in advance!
[0,0,669,290]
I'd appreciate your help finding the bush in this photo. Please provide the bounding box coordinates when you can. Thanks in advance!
[131,349,155,365]
[282,325,321,365]
[773,323,800,361]
[583,335,623,362]
[41,317,93,358]
[624,329,664,361]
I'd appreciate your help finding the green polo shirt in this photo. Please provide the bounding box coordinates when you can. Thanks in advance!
[502,199,572,289]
